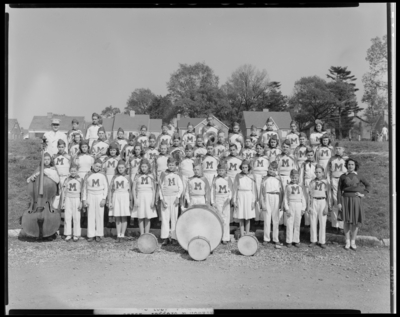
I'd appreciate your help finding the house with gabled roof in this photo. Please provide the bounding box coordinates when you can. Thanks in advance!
[241,109,293,139]
[175,114,229,137]
[99,111,162,139]
[8,119,22,139]
[28,113,86,139]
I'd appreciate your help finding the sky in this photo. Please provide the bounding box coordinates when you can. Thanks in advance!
[7,4,387,130]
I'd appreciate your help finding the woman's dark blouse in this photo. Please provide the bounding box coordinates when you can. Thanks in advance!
[337,172,371,202]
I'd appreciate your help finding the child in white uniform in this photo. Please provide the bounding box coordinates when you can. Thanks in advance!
[68,132,82,158]
[121,133,136,161]
[241,136,257,161]
[102,142,120,184]
[185,165,210,206]
[265,135,282,163]
[201,140,219,186]
[252,143,269,225]
[60,164,82,242]
[91,127,109,163]
[214,130,229,160]
[85,113,101,148]
[285,121,300,155]
[182,122,196,147]
[74,140,94,181]
[326,142,348,231]
[211,162,233,244]
[315,133,334,173]
[309,119,325,152]
[293,132,308,168]
[159,157,183,245]
[283,169,307,248]
[259,117,280,148]
[108,160,132,242]
[232,160,257,238]
[136,125,149,149]
[228,122,244,154]
[114,127,128,152]
[260,161,284,248]
[127,143,143,183]
[307,165,331,248]
[144,134,159,174]
[299,147,317,227]
[133,159,157,235]
[82,159,108,242]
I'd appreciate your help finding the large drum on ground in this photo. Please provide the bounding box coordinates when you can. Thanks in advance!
[188,236,211,261]
[176,205,223,252]
[137,233,158,254]
[238,234,259,256]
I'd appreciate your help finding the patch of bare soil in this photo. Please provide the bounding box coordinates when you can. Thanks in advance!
[7,237,390,313]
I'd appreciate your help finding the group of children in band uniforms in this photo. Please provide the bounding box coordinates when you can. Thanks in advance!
[26,113,370,250]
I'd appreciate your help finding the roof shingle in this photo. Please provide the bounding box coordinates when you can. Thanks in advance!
[243,111,292,129]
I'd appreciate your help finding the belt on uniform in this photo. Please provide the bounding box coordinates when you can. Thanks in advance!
[238,189,252,192]
[312,197,326,200]
[266,192,280,195]
[332,176,340,179]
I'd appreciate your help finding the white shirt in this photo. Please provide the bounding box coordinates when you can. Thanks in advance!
[43,130,68,157]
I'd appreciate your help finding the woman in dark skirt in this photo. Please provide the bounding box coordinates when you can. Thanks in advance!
[337,158,370,250]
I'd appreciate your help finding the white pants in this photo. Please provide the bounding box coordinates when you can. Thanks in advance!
[161,195,179,239]
[303,178,312,226]
[309,198,327,244]
[214,195,231,242]
[203,172,216,189]
[330,177,343,229]
[58,175,67,225]
[263,194,281,242]
[286,201,302,243]
[87,192,104,238]
[280,175,291,225]
[64,196,81,237]
[189,196,206,207]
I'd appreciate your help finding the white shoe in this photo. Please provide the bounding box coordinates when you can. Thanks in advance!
[350,241,357,250]
[344,240,350,250]
[65,236,72,242]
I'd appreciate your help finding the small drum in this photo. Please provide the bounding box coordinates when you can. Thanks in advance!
[176,204,223,252]
[137,233,158,254]
[237,234,259,256]
[188,236,211,261]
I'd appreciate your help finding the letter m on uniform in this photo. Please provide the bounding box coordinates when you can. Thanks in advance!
[108,161,116,168]
[230,163,237,171]
[291,185,300,194]
[334,163,343,171]
[187,136,193,142]
[282,159,289,167]
[116,181,124,189]
[314,182,323,191]
[257,160,263,167]
[68,183,77,191]
[56,157,64,165]
[194,182,202,190]
[321,149,329,157]
[141,176,149,185]
[206,161,213,169]
[168,178,176,186]
[92,179,100,187]
[218,185,227,194]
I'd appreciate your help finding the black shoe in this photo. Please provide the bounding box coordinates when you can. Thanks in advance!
[222,241,228,245]
[294,243,301,248]
[262,241,270,246]
[309,242,317,247]
[95,236,101,242]
[320,244,326,249]
[161,239,169,246]
[87,238,94,242]
[286,243,292,248]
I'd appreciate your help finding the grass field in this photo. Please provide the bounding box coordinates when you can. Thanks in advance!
[7,139,391,238]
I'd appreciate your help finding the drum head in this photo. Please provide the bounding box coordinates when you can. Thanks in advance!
[238,235,259,256]
[138,233,158,254]
[188,236,211,261]
[176,205,223,251]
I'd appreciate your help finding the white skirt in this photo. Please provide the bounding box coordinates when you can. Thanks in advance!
[234,190,255,220]
[110,191,131,217]
[135,191,157,219]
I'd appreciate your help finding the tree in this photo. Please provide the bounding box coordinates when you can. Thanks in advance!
[224,64,270,114]
[361,35,388,126]
[125,88,156,115]
[253,82,288,112]
[146,95,177,123]
[167,62,222,117]
[288,76,337,132]
[327,66,359,92]
[100,106,121,118]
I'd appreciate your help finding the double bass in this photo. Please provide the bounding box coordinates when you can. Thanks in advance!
[21,137,61,240]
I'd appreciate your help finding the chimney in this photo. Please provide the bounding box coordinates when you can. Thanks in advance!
[177,113,181,121]
[130,110,135,117]
[47,112,53,119]
[263,109,269,112]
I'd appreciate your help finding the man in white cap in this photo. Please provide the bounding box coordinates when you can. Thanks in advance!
[43,118,68,157]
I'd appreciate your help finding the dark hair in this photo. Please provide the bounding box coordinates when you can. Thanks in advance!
[345,158,360,171]
[313,122,326,133]
[319,134,331,146]
[240,160,252,172]
[106,145,120,157]
[268,137,279,148]
[79,142,90,153]
[229,143,237,149]
[42,153,55,167]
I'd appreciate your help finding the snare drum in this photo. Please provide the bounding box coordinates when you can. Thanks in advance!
[176,204,223,251]
[237,234,259,256]
[188,236,211,261]
[137,233,158,254]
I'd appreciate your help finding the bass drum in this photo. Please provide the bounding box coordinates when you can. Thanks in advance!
[237,234,259,256]
[188,236,211,261]
[137,233,158,254]
[176,204,223,252]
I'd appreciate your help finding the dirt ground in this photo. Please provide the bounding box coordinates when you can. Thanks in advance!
[7,236,391,313]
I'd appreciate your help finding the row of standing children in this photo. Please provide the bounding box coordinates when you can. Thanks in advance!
[29,113,369,249]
